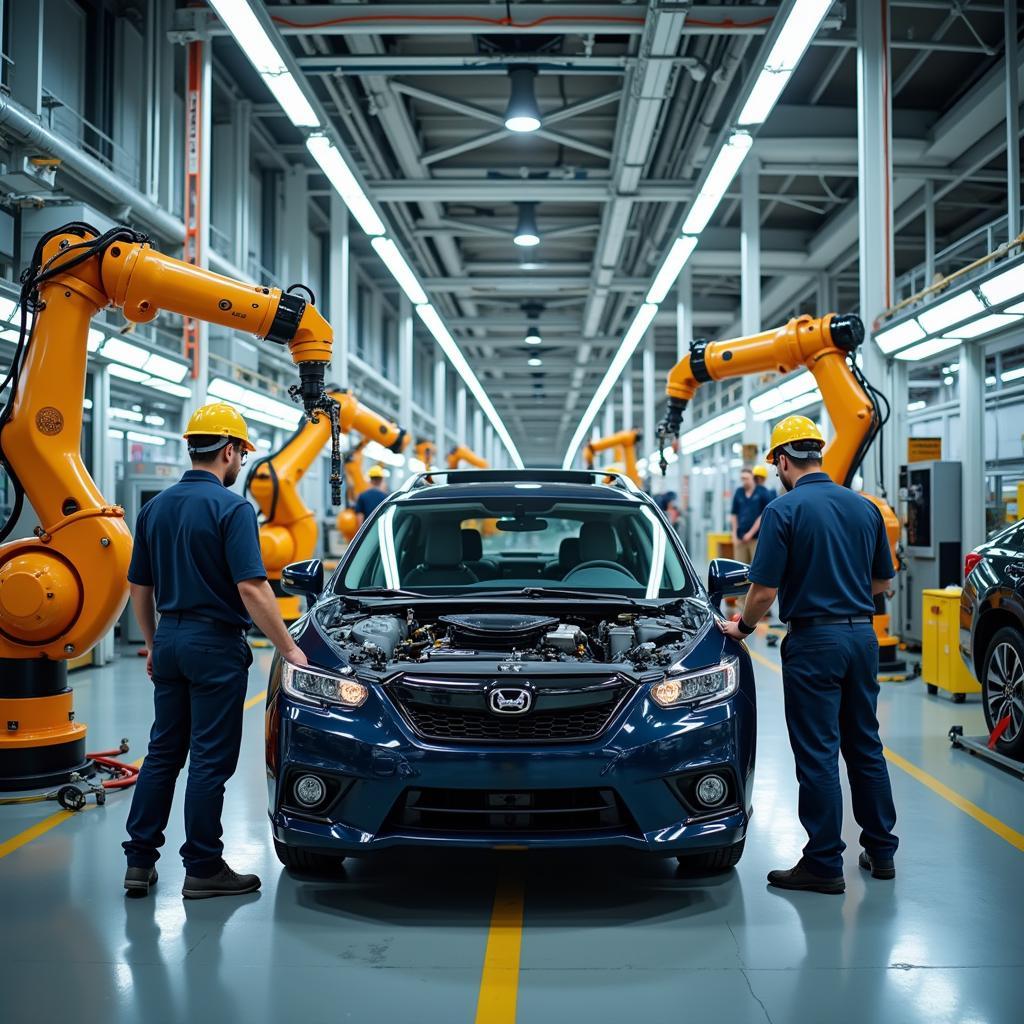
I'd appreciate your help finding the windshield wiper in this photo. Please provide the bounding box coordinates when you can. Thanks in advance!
[469,587,655,608]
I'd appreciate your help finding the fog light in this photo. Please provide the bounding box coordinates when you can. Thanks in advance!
[294,774,326,807]
[695,774,727,807]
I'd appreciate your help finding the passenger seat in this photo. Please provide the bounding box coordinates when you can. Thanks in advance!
[404,524,480,586]
[461,528,500,580]
[543,537,581,579]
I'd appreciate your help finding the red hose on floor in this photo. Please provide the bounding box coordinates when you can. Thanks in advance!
[987,716,1013,750]
[86,744,140,790]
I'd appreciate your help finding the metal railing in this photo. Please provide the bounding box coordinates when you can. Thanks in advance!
[40,87,142,192]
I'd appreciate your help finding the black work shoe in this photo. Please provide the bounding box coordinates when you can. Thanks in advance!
[124,866,158,896]
[181,863,261,900]
[858,850,896,880]
[767,859,845,895]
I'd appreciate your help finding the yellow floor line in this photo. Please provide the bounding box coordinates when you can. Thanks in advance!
[475,861,526,1024]
[0,688,268,862]
[747,645,1024,853]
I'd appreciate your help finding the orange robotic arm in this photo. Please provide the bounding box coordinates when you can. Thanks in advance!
[583,428,642,487]
[447,445,489,469]
[414,439,437,469]
[658,313,873,487]
[247,390,408,585]
[0,223,334,664]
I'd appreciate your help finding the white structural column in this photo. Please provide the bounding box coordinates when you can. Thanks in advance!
[740,156,761,450]
[398,297,413,479]
[643,330,656,486]
[328,197,350,389]
[621,372,633,432]
[91,366,114,667]
[961,341,986,552]
[1007,0,1021,240]
[603,399,615,440]
[456,384,467,449]
[923,180,936,283]
[283,165,309,288]
[676,270,694,543]
[433,357,446,466]
[189,42,212,403]
[232,99,252,272]
[857,0,896,500]
[472,408,484,459]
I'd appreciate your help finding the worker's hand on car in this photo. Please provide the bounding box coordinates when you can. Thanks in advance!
[146,650,154,678]
[282,645,309,668]
[717,615,746,641]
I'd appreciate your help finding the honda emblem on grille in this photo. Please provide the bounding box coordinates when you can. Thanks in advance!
[488,687,532,715]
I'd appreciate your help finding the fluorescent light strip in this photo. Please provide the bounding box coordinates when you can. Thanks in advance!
[749,369,817,413]
[206,0,319,128]
[646,236,699,305]
[979,264,1024,306]
[893,336,963,362]
[144,377,192,398]
[370,238,428,306]
[561,303,658,468]
[306,136,384,237]
[753,389,822,422]
[917,290,985,334]
[143,351,190,383]
[738,0,833,125]
[874,317,926,354]
[677,407,746,455]
[942,313,1023,340]
[907,400,927,412]
[101,336,149,368]
[364,439,406,468]
[416,304,524,469]
[681,132,753,236]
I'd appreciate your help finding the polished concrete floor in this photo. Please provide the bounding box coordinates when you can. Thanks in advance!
[1,631,1022,1024]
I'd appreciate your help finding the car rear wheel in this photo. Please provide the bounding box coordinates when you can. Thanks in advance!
[676,838,745,874]
[982,627,1024,760]
[273,839,345,875]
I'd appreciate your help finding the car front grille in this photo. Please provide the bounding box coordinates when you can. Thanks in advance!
[386,675,632,744]
[383,786,636,835]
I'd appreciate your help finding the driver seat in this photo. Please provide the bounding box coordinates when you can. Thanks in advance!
[404,523,479,586]
[562,522,638,584]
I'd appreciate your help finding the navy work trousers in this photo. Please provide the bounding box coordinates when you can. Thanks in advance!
[780,622,899,877]
[123,617,252,878]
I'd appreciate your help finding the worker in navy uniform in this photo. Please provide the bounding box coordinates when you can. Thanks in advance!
[355,463,389,524]
[122,402,309,899]
[719,414,898,895]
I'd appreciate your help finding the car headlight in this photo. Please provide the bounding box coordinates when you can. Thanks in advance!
[650,657,739,708]
[281,661,368,708]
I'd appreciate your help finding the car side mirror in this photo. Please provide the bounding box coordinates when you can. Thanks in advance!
[708,558,751,612]
[281,559,324,609]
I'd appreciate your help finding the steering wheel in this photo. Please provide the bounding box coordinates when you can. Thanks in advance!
[563,561,638,582]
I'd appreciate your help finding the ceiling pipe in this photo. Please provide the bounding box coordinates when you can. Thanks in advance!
[0,92,249,280]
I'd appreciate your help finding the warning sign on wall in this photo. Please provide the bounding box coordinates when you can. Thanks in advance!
[907,437,942,463]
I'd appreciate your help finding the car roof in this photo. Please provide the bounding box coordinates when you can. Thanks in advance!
[394,469,647,505]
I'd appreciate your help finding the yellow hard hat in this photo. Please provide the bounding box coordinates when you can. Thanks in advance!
[182,402,256,452]
[765,414,824,464]
[752,465,768,479]
[367,465,386,480]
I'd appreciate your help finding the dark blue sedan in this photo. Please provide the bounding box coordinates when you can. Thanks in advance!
[265,470,756,873]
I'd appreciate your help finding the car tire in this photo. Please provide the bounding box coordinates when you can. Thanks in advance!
[981,627,1024,761]
[676,838,745,874]
[273,839,345,875]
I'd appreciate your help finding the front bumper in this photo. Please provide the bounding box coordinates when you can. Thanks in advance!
[268,669,756,856]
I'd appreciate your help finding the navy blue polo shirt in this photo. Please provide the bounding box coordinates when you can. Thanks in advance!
[731,484,770,536]
[355,487,388,518]
[747,472,894,621]
[127,470,266,628]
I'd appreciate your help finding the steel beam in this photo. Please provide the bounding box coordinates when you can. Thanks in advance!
[175,6,782,37]
[329,196,350,390]
[960,340,986,552]
[371,180,688,202]
[1006,1,1021,240]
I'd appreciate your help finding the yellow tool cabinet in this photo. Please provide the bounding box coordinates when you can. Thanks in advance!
[921,588,982,702]
[706,532,734,562]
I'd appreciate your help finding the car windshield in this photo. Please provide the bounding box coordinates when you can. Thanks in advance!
[336,495,698,598]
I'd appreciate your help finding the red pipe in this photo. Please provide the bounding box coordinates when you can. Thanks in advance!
[86,746,140,790]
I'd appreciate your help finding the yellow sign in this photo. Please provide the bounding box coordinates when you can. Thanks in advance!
[908,437,941,463]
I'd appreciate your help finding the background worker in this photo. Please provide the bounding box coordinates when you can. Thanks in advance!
[719,415,898,896]
[355,464,389,524]
[752,464,775,500]
[730,467,769,565]
[122,403,308,900]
